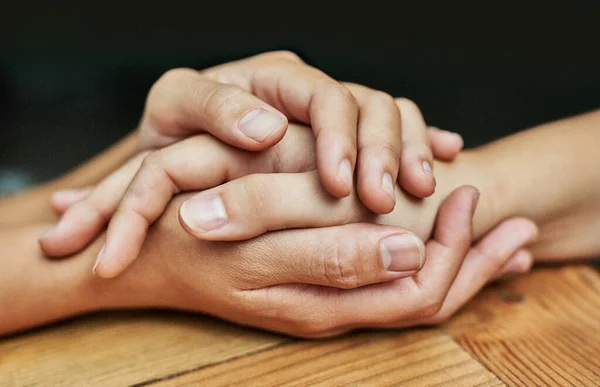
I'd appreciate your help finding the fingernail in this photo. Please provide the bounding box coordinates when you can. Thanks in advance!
[380,234,424,272]
[381,172,394,196]
[338,159,353,190]
[422,161,433,176]
[180,194,228,233]
[93,243,105,275]
[238,109,285,142]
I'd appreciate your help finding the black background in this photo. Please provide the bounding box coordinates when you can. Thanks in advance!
[1,2,599,189]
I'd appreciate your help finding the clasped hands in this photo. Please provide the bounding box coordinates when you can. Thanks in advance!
[38,51,537,337]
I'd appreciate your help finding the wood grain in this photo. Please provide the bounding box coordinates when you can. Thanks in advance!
[0,311,287,387]
[155,329,502,387]
[1,264,598,386]
[446,265,600,386]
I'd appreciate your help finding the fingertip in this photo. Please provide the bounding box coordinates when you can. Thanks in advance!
[398,160,436,198]
[237,109,288,150]
[428,128,464,160]
[321,158,353,198]
[357,172,396,214]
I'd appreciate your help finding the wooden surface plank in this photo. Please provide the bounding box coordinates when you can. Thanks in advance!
[446,264,600,387]
[1,264,598,386]
[0,311,287,387]
[154,329,502,387]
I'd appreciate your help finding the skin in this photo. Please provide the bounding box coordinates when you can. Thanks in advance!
[6,110,575,337]
[21,108,600,338]
[38,55,463,279]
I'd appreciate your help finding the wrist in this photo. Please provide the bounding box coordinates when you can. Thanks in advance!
[433,149,516,240]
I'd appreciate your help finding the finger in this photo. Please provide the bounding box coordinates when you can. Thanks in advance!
[141,68,288,151]
[203,52,359,198]
[242,186,479,335]
[39,154,147,257]
[394,98,436,197]
[427,127,464,161]
[51,187,92,215]
[345,84,401,214]
[178,171,374,242]
[490,249,534,281]
[92,136,263,278]
[236,223,425,290]
[91,126,317,278]
[424,218,538,322]
[411,186,479,298]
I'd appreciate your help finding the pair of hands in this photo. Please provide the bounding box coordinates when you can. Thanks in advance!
[39,51,537,337]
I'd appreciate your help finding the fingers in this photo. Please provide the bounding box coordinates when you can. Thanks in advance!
[411,186,479,298]
[91,136,262,278]
[345,84,402,214]
[179,171,372,242]
[394,98,436,197]
[237,223,425,290]
[491,249,534,281]
[141,68,288,151]
[427,127,464,161]
[39,154,147,257]
[424,218,538,322]
[51,187,92,215]
[203,52,359,198]
[241,186,479,336]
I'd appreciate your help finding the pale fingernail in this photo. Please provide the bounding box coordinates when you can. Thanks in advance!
[92,243,105,275]
[380,234,424,272]
[338,159,353,190]
[180,194,228,233]
[381,172,394,196]
[238,109,285,142]
[422,161,433,176]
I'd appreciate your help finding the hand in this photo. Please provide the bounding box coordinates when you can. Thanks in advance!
[40,98,462,278]
[136,51,463,204]
[104,186,537,338]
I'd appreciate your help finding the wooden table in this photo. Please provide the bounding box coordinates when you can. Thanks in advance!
[1,264,599,386]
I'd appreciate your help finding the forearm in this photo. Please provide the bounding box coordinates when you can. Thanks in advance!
[445,109,600,260]
[0,132,138,226]
[0,224,154,337]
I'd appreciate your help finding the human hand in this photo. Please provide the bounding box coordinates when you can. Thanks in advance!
[102,186,537,338]
[134,51,463,206]
[40,97,462,278]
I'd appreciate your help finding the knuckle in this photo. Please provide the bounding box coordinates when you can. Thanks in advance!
[320,83,357,107]
[201,83,246,118]
[394,97,419,112]
[360,142,402,161]
[238,174,276,216]
[313,237,366,289]
[402,140,433,160]
[159,67,196,85]
[147,68,197,128]
[266,50,303,63]
[370,90,396,107]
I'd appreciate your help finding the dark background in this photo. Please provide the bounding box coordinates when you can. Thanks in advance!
[1,2,599,193]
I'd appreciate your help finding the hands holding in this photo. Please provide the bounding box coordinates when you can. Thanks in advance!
[37,51,537,337]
